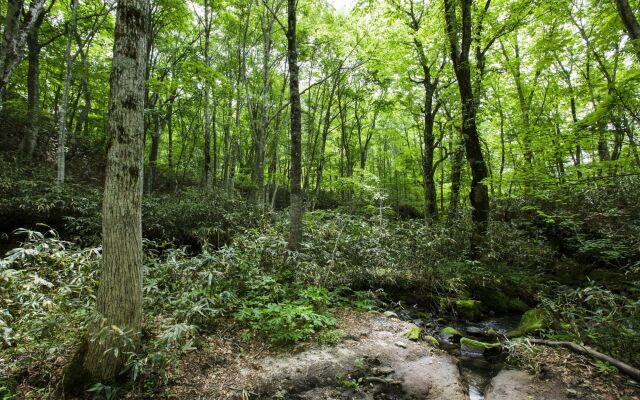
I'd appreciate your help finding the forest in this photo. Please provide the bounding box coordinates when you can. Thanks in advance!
[1,0,640,398]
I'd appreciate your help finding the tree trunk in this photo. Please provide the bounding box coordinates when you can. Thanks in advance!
[444,0,490,254]
[287,0,303,251]
[449,139,464,218]
[18,11,44,158]
[613,0,640,60]
[0,0,47,111]
[314,76,338,208]
[146,112,162,194]
[202,0,212,190]
[80,0,149,382]
[56,0,79,184]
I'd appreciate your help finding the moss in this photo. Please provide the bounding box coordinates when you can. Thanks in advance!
[486,328,497,339]
[508,298,531,313]
[441,326,462,337]
[473,286,531,314]
[454,299,482,321]
[440,326,462,342]
[460,337,500,351]
[507,308,547,338]
[404,325,421,341]
[473,287,509,313]
[425,335,439,347]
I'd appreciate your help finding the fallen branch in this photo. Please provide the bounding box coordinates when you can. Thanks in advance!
[364,376,402,385]
[526,338,640,382]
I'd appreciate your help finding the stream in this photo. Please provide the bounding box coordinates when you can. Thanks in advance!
[392,308,521,400]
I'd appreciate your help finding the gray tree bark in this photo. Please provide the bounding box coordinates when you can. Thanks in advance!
[287,0,303,250]
[81,0,149,381]
[56,0,78,184]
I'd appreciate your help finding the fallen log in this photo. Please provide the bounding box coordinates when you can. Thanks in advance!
[526,338,640,382]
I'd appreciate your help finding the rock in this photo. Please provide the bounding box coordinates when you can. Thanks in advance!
[371,366,394,376]
[465,326,485,336]
[460,337,501,356]
[566,388,578,398]
[508,298,531,313]
[413,318,424,327]
[247,313,467,399]
[507,308,548,338]
[383,311,399,319]
[440,326,462,342]
[404,325,421,341]
[394,341,407,348]
[425,335,439,347]
[485,369,571,400]
[473,286,531,314]
[486,328,498,339]
[454,299,482,321]
[485,370,533,400]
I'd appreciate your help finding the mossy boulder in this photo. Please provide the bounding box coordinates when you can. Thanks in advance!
[460,337,500,350]
[460,337,502,356]
[425,335,439,347]
[404,325,421,341]
[508,298,531,313]
[473,286,531,314]
[507,309,547,338]
[440,326,462,342]
[454,299,482,321]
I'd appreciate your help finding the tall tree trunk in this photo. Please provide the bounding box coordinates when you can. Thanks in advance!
[287,0,303,250]
[444,0,490,254]
[613,0,640,59]
[79,0,148,382]
[18,10,44,157]
[146,112,163,194]
[167,98,174,170]
[449,137,464,218]
[202,0,212,190]
[212,98,218,184]
[0,0,47,111]
[56,0,78,184]
[314,76,338,208]
[74,49,91,138]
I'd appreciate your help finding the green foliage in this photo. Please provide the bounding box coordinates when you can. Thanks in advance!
[235,300,336,344]
[540,284,640,366]
[0,162,260,249]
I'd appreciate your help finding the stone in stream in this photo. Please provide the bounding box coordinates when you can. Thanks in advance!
[440,326,463,342]
[383,310,399,319]
[465,326,486,336]
[485,369,571,400]
[403,325,421,341]
[507,308,548,338]
[454,299,483,321]
[460,337,502,357]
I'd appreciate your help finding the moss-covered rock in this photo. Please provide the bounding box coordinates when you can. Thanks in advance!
[404,325,421,341]
[473,286,531,314]
[440,326,462,342]
[460,337,500,350]
[507,309,547,338]
[455,299,482,321]
[508,298,531,313]
[425,335,439,347]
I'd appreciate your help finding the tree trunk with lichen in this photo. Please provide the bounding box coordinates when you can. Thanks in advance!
[74,0,149,383]
[287,0,303,250]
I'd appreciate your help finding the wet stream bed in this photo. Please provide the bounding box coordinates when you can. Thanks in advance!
[392,308,521,400]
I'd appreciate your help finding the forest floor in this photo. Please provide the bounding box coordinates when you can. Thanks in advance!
[156,310,640,400]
